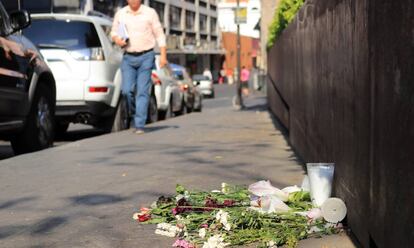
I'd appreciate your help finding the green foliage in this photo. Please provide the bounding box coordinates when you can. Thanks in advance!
[267,0,305,49]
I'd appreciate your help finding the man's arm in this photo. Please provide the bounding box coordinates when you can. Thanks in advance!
[111,11,127,47]
[159,46,167,68]
[151,9,167,67]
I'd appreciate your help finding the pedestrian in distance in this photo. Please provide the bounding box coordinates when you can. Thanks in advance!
[111,0,167,134]
[241,66,250,96]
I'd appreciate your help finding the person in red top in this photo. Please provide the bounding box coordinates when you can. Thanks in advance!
[240,66,250,96]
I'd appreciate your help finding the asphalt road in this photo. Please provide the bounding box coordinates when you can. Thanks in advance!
[0,84,238,160]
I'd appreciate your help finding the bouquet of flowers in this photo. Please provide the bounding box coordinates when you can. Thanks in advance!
[133,183,342,248]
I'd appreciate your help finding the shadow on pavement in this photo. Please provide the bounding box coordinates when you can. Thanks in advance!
[0,225,26,239]
[54,129,106,142]
[69,194,128,206]
[31,217,67,235]
[0,145,14,160]
[145,125,179,132]
[0,196,37,210]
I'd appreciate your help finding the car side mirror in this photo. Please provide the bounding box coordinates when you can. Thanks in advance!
[193,81,200,86]
[9,10,31,33]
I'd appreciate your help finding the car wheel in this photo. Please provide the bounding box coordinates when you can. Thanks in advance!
[180,100,188,115]
[108,96,129,132]
[146,93,158,123]
[11,84,55,154]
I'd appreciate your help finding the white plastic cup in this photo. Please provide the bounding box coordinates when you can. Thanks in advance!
[306,163,335,207]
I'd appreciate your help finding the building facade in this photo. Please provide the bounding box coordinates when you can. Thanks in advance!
[3,0,224,77]
[217,0,260,72]
[94,0,224,76]
[141,0,224,76]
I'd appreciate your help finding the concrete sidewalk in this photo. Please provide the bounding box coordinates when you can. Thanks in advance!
[0,95,355,247]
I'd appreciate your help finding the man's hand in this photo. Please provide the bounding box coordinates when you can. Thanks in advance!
[159,46,167,68]
[114,36,128,48]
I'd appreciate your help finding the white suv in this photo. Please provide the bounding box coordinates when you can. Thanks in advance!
[23,13,158,134]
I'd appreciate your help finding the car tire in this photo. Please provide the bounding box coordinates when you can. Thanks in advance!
[114,96,130,132]
[11,84,55,154]
[179,100,187,115]
[104,96,129,132]
[146,93,158,124]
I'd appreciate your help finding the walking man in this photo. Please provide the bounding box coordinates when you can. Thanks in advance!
[111,0,167,134]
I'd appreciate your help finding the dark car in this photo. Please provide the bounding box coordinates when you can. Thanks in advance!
[0,2,56,154]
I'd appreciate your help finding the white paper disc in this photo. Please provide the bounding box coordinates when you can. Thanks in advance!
[321,197,347,223]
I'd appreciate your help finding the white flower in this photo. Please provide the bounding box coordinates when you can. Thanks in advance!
[155,229,176,237]
[216,210,224,220]
[267,240,277,248]
[154,223,181,237]
[215,210,231,231]
[199,228,206,238]
[221,183,230,194]
[132,213,139,220]
[175,215,182,220]
[175,194,185,202]
[202,234,229,248]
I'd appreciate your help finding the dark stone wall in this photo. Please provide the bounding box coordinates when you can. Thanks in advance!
[267,0,414,246]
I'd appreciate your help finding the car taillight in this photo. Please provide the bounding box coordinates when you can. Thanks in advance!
[180,84,189,91]
[69,47,105,61]
[89,87,108,93]
[152,72,161,85]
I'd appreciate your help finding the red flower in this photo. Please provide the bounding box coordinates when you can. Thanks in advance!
[138,213,151,222]
[223,200,235,207]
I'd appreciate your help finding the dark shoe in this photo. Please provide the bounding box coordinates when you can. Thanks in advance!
[133,128,145,135]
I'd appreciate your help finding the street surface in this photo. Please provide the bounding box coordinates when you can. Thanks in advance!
[0,84,236,160]
[0,84,355,248]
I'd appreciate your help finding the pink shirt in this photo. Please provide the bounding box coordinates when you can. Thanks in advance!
[241,68,250,82]
[111,5,166,53]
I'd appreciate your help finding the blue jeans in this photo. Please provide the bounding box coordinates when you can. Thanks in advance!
[121,51,155,129]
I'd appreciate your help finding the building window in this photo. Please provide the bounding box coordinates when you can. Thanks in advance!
[199,14,207,33]
[210,4,217,11]
[169,5,181,30]
[184,33,196,47]
[199,1,207,8]
[185,0,195,3]
[210,17,217,34]
[185,10,195,31]
[150,1,165,24]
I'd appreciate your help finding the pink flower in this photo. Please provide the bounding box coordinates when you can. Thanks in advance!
[200,223,209,228]
[172,239,195,248]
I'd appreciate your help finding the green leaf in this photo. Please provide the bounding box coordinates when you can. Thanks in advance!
[176,184,186,194]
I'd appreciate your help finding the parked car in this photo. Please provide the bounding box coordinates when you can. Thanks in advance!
[192,74,214,98]
[0,3,56,154]
[22,13,158,134]
[152,55,183,119]
[170,63,202,112]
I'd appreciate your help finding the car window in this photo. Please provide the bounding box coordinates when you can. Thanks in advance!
[172,70,184,80]
[100,24,112,42]
[23,19,102,50]
[193,75,210,81]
